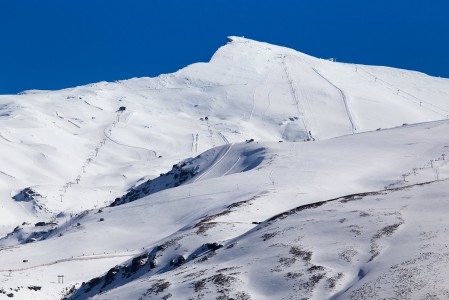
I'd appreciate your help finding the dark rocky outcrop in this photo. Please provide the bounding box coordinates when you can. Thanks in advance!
[110,159,199,207]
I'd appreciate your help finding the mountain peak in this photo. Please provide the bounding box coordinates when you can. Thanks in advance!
[226,35,254,44]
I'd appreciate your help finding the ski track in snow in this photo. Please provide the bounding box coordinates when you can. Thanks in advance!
[217,132,229,144]
[268,168,275,185]
[192,143,234,183]
[83,100,103,111]
[67,120,81,128]
[101,111,157,159]
[259,73,274,126]
[103,129,157,159]
[313,67,357,133]
[0,253,135,273]
[249,85,257,121]
[0,171,14,178]
[283,56,312,140]
[356,65,449,117]
[0,133,15,143]
[223,156,240,176]
[205,119,216,147]
[261,89,272,122]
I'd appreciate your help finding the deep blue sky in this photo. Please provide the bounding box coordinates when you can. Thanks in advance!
[1,1,448,94]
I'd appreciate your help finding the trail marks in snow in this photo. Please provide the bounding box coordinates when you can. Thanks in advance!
[193,143,234,183]
[217,132,229,144]
[249,87,256,121]
[282,56,312,140]
[356,65,449,118]
[0,253,135,273]
[313,67,357,134]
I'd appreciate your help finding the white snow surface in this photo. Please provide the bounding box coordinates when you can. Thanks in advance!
[1,37,449,299]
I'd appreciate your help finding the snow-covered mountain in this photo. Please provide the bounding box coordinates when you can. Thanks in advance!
[1,37,449,299]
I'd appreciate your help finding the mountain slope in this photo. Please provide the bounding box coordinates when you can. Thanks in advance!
[2,119,449,299]
[1,37,449,299]
[1,37,449,229]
